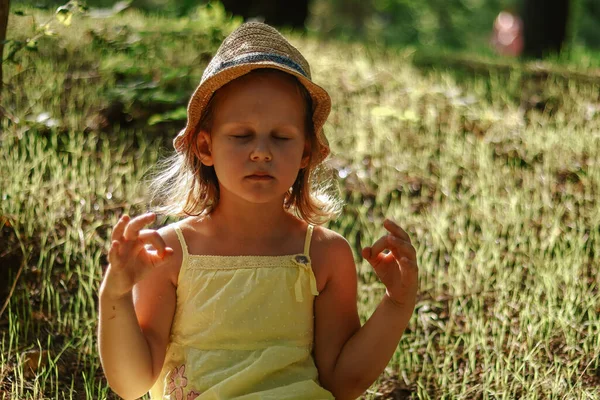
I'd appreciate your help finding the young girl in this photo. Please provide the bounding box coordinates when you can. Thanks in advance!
[98,22,418,400]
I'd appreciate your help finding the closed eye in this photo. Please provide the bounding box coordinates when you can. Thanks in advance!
[230,134,290,140]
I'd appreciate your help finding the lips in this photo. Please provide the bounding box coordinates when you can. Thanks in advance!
[247,172,273,178]
[246,172,274,181]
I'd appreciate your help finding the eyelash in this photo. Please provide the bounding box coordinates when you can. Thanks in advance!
[232,135,290,141]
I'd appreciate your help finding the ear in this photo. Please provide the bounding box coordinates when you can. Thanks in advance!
[196,130,214,166]
[299,141,311,169]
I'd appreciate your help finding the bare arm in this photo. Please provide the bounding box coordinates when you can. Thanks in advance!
[97,214,178,399]
[328,294,414,398]
[315,220,418,399]
[98,287,154,399]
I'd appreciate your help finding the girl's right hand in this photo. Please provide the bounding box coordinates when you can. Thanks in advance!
[101,212,174,300]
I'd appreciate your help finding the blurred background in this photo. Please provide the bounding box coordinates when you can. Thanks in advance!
[10,0,600,63]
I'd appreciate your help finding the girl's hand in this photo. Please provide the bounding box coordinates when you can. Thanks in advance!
[101,213,174,300]
[361,219,418,307]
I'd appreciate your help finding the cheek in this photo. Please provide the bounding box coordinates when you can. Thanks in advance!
[213,140,246,159]
[211,143,242,175]
[292,143,309,165]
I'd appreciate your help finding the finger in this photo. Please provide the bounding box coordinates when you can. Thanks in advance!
[363,237,392,269]
[123,213,156,241]
[395,255,419,281]
[361,247,371,260]
[144,247,175,269]
[145,247,175,263]
[111,215,130,241]
[361,247,382,264]
[368,235,390,259]
[138,229,171,258]
[387,235,417,261]
[384,219,411,244]
[398,256,419,271]
[107,240,120,265]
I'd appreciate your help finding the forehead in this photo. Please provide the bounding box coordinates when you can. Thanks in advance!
[227,68,302,90]
[211,69,307,122]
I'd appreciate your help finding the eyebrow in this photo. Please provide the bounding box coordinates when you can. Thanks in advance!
[219,122,302,134]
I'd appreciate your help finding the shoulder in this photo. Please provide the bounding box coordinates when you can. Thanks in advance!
[153,217,196,286]
[311,225,353,256]
[310,225,356,287]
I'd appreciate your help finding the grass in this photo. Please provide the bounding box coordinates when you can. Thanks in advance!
[1,5,599,400]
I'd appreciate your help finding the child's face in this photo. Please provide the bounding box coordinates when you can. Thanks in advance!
[198,70,310,206]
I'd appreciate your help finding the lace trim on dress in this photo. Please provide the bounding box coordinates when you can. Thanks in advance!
[173,225,319,302]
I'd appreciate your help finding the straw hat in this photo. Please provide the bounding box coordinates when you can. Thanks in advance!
[173,22,331,164]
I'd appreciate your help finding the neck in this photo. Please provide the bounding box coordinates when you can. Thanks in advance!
[208,191,295,241]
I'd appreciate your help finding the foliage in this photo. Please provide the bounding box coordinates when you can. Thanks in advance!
[576,0,600,48]
[309,0,513,48]
[3,0,87,65]
[11,0,600,53]
[308,0,600,56]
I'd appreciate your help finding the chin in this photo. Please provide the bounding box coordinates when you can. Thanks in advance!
[218,178,295,205]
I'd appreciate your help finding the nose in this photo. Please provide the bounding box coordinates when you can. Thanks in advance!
[250,138,272,162]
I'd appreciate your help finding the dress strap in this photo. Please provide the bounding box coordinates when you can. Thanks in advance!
[173,225,189,269]
[303,224,314,257]
[291,224,317,302]
[294,223,318,302]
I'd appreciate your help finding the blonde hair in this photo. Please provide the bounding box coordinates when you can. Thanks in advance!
[146,69,342,225]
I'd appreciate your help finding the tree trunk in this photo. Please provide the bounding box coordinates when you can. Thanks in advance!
[0,0,9,102]
[221,0,308,29]
[521,0,570,58]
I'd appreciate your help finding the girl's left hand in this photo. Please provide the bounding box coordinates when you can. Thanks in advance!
[361,219,418,307]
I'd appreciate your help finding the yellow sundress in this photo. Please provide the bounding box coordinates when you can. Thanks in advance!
[148,224,335,399]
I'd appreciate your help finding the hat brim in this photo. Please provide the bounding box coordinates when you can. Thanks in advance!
[173,62,331,164]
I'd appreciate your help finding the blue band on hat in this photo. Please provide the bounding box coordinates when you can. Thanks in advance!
[203,52,308,81]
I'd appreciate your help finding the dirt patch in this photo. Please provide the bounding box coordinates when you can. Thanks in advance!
[0,217,25,320]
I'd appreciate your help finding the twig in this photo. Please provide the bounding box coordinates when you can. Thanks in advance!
[0,220,28,319]
[0,104,19,124]
[0,255,26,319]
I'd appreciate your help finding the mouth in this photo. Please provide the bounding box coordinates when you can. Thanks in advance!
[246,174,274,180]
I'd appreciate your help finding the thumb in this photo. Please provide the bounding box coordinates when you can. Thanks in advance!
[362,246,394,276]
[362,247,393,284]
[362,247,384,268]
[145,245,174,262]
[361,247,372,261]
